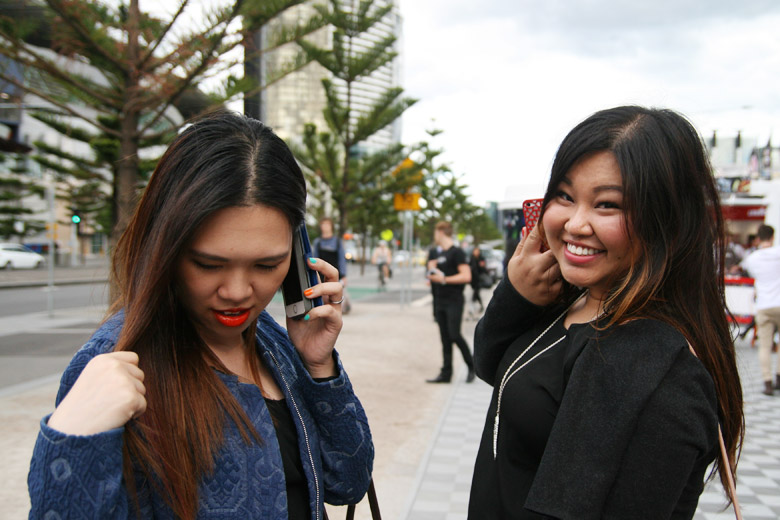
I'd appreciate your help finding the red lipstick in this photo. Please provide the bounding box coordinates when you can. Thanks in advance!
[213,308,250,327]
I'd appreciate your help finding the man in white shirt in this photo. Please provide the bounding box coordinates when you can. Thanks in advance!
[741,224,780,395]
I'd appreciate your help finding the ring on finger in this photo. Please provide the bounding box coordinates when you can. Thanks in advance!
[331,297,344,305]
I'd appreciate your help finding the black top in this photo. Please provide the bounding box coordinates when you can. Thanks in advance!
[469,253,486,275]
[264,398,310,520]
[469,314,592,519]
[468,278,720,520]
[469,253,486,288]
[431,245,468,301]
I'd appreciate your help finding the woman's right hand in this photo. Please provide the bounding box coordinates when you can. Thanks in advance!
[507,225,563,306]
[48,352,146,436]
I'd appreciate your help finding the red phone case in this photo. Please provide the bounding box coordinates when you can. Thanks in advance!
[522,199,543,232]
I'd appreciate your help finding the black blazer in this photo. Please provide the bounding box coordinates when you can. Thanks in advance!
[471,278,720,519]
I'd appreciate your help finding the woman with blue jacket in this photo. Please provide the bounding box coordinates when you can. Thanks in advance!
[27,112,373,519]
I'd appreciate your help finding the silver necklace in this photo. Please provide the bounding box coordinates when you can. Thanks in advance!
[492,292,590,459]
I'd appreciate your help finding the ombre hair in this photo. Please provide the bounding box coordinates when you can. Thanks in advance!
[539,105,743,503]
[109,111,306,517]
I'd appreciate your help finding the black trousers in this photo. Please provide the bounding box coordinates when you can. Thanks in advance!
[434,296,474,378]
[470,281,483,306]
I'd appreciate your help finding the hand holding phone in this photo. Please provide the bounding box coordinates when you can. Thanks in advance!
[282,223,323,319]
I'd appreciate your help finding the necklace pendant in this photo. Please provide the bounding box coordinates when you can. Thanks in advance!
[492,414,500,460]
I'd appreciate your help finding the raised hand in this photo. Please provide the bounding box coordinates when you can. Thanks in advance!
[286,257,343,379]
[507,226,563,306]
[48,351,146,436]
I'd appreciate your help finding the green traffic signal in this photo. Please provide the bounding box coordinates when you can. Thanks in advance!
[71,214,81,224]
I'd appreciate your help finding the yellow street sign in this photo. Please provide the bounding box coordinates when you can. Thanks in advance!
[394,192,421,211]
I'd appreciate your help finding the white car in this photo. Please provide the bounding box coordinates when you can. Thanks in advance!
[482,248,505,282]
[392,250,411,266]
[0,243,46,269]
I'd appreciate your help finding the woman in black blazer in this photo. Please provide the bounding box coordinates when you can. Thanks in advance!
[469,106,743,519]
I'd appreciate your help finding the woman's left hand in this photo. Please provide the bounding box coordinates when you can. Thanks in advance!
[287,257,344,379]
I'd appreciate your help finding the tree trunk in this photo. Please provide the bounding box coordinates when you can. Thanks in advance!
[114,114,140,243]
[243,28,263,120]
[109,0,141,302]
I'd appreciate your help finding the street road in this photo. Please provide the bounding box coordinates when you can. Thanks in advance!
[0,264,431,391]
[0,282,109,318]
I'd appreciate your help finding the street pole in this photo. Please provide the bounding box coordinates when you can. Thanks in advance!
[69,220,78,267]
[46,177,55,317]
[406,210,413,306]
[399,210,414,308]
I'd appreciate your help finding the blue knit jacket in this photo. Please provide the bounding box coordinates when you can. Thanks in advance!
[27,311,374,519]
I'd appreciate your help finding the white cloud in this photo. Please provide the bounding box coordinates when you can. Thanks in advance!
[399,0,780,205]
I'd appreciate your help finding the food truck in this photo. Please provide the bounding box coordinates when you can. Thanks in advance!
[721,193,768,331]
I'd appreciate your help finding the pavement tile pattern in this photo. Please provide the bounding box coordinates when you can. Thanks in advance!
[405,339,780,520]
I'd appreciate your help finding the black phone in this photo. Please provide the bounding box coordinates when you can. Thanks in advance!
[282,223,323,319]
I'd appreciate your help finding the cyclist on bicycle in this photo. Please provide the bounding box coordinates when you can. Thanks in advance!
[372,240,393,288]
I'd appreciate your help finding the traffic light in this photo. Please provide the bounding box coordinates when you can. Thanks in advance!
[71,212,81,224]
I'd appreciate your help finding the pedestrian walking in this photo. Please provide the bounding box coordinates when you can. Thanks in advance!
[469,106,743,518]
[313,216,351,313]
[468,246,488,316]
[741,224,780,396]
[426,221,475,383]
[27,112,373,519]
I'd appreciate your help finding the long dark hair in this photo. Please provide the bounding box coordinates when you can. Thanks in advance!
[539,106,743,502]
[110,111,306,518]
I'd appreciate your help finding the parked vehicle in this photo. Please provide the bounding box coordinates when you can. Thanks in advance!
[0,243,46,269]
[392,250,411,266]
[343,239,363,263]
[481,247,505,282]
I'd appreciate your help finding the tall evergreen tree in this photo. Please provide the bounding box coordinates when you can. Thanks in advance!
[0,148,45,240]
[0,0,322,245]
[293,0,417,237]
[414,126,500,245]
[28,110,161,236]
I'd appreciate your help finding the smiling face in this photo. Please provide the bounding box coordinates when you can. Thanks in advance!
[175,205,292,352]
[542,151,633,301]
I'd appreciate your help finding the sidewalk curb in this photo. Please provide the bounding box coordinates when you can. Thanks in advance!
[398,371,464,520]
[0,278,109,290]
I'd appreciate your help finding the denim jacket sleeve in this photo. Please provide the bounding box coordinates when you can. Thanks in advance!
[256,311,374,507]
[297,351,374,505]
[27,334,132,519]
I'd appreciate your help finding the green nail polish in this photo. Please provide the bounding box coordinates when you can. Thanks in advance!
[309,258,317,264]
[304,314,310,321]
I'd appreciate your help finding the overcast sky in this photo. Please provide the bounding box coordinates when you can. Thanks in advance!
[398,0,780,204]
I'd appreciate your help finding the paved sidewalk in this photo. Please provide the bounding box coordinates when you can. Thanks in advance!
[4,268,777,520]
[403,335,780,519]
[0,259,110,288]
[0,273,476,520]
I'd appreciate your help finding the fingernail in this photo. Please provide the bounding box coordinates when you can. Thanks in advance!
[309,258,317,264]
[304,314,310,321]
[304,288,314,297]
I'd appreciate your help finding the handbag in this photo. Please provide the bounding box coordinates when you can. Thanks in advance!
[686,343,742,520]
[479,272,493,289]
[323,479,382,520]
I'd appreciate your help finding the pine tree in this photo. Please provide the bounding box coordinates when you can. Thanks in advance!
[0,149,45,240]
[0,0,322,245]
[292,0,417,238]
[414,126,500,245]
